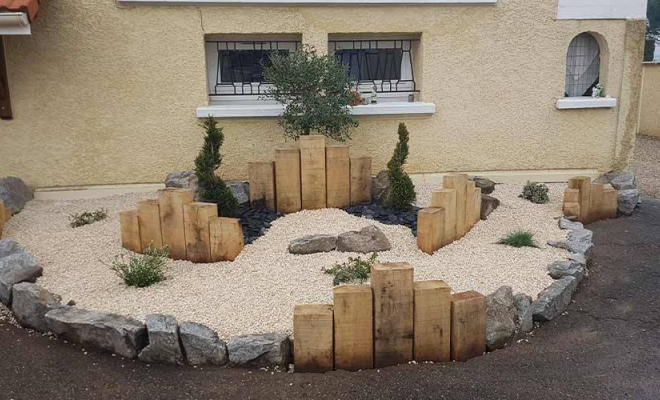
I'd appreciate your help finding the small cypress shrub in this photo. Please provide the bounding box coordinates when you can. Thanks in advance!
[498,231,539,248]
[520,181,550,204]
[110,245,170,288]
[195,117,239,217]
[385,123,416,210]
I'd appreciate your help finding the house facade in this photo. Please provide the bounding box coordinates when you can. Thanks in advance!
[0,0,648,189]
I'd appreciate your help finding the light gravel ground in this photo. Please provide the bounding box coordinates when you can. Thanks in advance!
[633,134,660,199]
[4,183,569,339]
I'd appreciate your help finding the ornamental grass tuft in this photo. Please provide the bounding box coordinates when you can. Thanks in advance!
[110,245,170,288]
[498,231,539,248]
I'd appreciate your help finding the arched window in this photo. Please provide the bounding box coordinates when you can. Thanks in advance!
[565,33,601,97]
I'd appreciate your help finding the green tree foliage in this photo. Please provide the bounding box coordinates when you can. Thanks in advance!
[195,117,239,217]
[385,123,416,210]
[264,48,359,141]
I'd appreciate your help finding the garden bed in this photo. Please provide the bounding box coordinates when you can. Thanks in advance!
[3,183,570,339]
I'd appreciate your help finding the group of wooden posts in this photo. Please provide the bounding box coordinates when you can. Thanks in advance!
[0,200,10,239]
[417,174,482,255]
[562,176,618,223]
[119,188,244,263]
[248,135,373,214]
[294,262,486,373]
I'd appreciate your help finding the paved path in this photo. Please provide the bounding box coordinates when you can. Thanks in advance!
[1,201,659,400]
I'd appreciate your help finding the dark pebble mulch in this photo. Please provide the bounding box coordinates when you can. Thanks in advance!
[238,204,283,244]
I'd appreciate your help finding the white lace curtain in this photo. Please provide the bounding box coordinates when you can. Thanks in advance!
[565,33,601,97]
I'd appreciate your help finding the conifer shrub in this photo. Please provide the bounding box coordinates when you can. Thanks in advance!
[195,117,239,217]
[385,123,416,210]
[520,181,550,204]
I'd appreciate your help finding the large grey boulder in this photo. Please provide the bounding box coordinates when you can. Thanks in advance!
[547,260,585,283]
[288,234,337,255]
[558,218,583,231]
[0,252,42,305]
[138,314,184,365]
[548,228,594,260]
[179,321,228,365]
[513,293,534,337]
[531,276,577,322]
[608,171,637,190]
[470,177,496,195]
[485,286,517,351]
[568,252,587,266]
[481,195,500,220]
[165,170,198,191]
[618,189,640,217]
[0,177,33,215]
[372,170,390,205]
[227,333,291,368]
[45,307,147,358]
[0,239,23,259]
[11,283,62,332]
[226,181,250,205]
[336,225,391,254]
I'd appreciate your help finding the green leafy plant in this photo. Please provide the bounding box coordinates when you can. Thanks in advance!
[322,253,378,286]
[498,231,539,248]
[385,123,416,210]
[110,245,171,288]
[69,208,108,228]
[195,117,239,217]
[519,181,550,204]
[263,47,359,141]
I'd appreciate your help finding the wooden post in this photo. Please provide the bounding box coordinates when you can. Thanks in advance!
[119,210,142,254]
[568,176,592,224]
[417,207,445,255]
[589,183,605,223]
[158,188,194,260]
[563,203,581,220]
[371,262,414,368]
[473,187,482,226]
[183,203,218,263]
[333,285,373,371]
[465,181,476,231]
[450,291,486,362]
[326,145,350,209]
[209,217,245,262]
[300,135,327,210]
[443,174,469,239]
[275,149,302,214]
[350,157,372,206]
[248,162,276,210]
[413,281,451,362]
[431,189,457,246]
[137,199,163,252]
[294,304,334,373]
[563,188,580,204]
[602,187,618,220]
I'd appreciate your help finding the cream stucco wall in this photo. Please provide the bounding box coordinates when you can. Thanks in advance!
[639,63,660,138]
[0,0,646,188]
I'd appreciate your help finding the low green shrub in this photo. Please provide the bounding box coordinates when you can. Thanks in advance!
[69,208,108,228]
[520,181,550,204]
[322,253,378,286]
[498,231,539,248]
[110,245,170,288]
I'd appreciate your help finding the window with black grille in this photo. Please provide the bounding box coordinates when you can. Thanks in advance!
[565,33,601,97]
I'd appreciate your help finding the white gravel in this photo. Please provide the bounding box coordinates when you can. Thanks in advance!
[3,183,569,339]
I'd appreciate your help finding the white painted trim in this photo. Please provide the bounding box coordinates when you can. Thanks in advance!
[556,0,648,20]
[0,12,31,36]
[196,101,436,118]
[119,0,496,5]
[34,183,166,200]
[411,169,602,186]
[556,97,618,110]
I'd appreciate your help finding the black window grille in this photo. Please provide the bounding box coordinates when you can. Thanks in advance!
[329,39,418,93]
[207,40,301,96]
[565,33,601,97]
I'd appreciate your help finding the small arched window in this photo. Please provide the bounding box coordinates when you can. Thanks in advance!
[565,33,601,97]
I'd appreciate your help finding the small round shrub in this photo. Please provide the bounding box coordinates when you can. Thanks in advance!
[520,181,550,204]
[110,245,170,288]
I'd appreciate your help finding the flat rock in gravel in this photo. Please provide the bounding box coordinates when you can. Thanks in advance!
[227,333,291,368]
[138,314,184,365]
[485,286,517,351]
[227,181,250,205]
[547,260,585,283]
[0,239,23,259]
[336,225,391,253]
[531,276,577,322]
[179,321,228,365]
[45,307,147,358]
[288,234,337,255]
[0,177,34,215]
[607,171,637,190]
[618,189,640,216]
[470,177,496,195]
[558,218,583,230]
[513,293,533,338]
[0,252,42,305]
[548,228,594,260]
[481,195,500,220]
[11,283,62,332]
[372,170,390,204]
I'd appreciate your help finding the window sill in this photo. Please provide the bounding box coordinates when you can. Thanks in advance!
[196,102,436,118]
[121,0,495,5]
[556,97,618,110]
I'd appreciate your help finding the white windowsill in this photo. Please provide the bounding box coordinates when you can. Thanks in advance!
[196,102,436,118]
[556,97,618,110]
[120,0,495,5]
